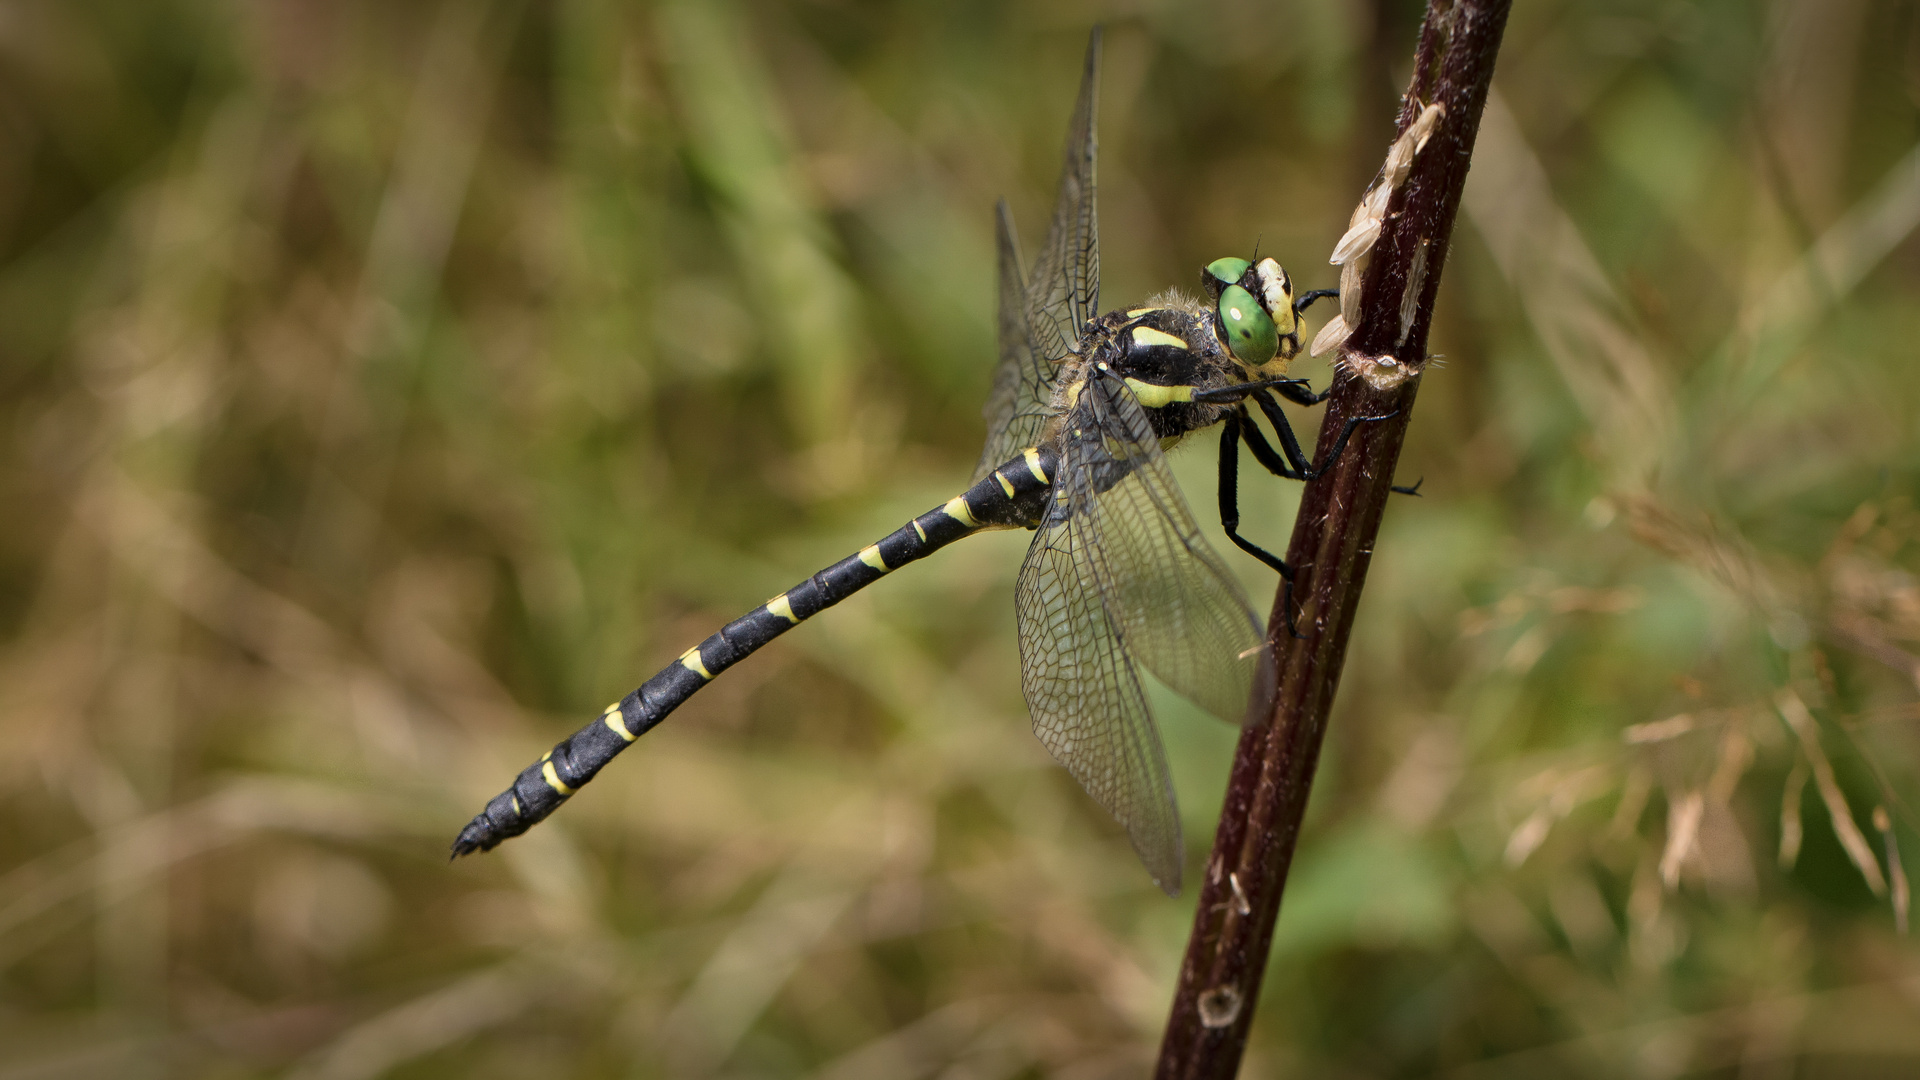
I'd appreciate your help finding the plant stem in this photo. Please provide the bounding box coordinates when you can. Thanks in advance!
[1154,1,1512,1074]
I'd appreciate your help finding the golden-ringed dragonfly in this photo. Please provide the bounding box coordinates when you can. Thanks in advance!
[452,28,1379,894]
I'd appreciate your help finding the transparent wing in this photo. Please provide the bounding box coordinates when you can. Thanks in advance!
[1014,373,1267,895]
[974,202,1050,480]
[1017,489,1184,895]
[1070,375,1269,726]
[974,30,1102,481]
[1024,28,1101,383]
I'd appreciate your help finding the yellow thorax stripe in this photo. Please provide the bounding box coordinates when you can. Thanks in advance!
[1131,326,1187,350]
[1123,377,1197,408]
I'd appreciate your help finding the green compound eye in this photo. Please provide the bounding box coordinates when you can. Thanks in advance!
[1205,257,1252,289]
[1218,284,1278,366]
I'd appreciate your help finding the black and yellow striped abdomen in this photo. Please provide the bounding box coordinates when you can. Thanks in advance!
[451,447,1059,857]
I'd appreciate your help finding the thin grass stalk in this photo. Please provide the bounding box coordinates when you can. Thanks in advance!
[1154,1,1512,1073]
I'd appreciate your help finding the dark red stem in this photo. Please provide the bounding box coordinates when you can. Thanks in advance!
[1154,1,1512,1074]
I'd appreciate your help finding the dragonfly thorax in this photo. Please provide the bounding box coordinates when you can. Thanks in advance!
[1046,296,1245,447]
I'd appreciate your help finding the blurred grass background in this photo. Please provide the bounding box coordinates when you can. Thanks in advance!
[3,0,1920,1076]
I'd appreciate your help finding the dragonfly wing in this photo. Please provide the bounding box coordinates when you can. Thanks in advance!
[975,202,1051,480]
[974,29,1102,481]
[1017,486,1184,895]
[1069,374,1269,727]
[1011,372,1268,895]
[1024,28,1102,378]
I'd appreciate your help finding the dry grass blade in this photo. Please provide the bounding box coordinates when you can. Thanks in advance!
[1462,92,1675,489]
[662,864,863,1073]
[1776,690,1886,896]
[1875,806,1910,935]
[1660,790,1704,889]
[1730,141,1920,402]
[286,964,543,1080]
[1780,758,1809,870]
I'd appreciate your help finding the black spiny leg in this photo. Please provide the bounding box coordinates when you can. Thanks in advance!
[1273,379,1330,407]
[1250,389,1400,483]
[1219,413,1307,639]
[1218,414,1292,574]
[1270,285,1421,492]
[1250,387,1321,477]
[1294,288,1338,319]
[1238,411,1303,481]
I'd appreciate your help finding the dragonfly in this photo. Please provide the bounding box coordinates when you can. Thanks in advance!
[452,28,1372,894]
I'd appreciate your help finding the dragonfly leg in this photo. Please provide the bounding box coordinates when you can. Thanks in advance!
[1320,410,1427,501]
[1272,379,1330,407]
[1217,416,1293,574]
[1250,388,1319,476]
[1237,408,1305,480]
[1252,392,1410,482]
[1293,288,1339,320]
[1219,415,1308,639]
[1191,375,1315,406]
[1320,408,1395,476]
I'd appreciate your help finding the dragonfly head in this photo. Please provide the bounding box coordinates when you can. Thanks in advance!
[1202,256,1300,377]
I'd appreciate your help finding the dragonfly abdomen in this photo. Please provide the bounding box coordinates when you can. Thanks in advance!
[450,446,1059,857]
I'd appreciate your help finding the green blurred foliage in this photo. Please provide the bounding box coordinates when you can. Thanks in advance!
[2,0,1919,1076]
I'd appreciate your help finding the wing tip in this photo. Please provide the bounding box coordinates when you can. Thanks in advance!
[1079,27,1102,132]
[1143,832,1184,897]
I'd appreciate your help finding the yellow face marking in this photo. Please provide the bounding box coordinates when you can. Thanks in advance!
[912,520,927,542]
[943,496,981,528]
[1123,378,1198,408]
[1022,448,1050,485]
[858,544,890,572]
[994,470,1016,499]
[541,756,575,797]
[1254,258,1297,335]
[603,702,636,742]
[766,593,799,623]
[1131,326,1188,351]
[1241,356,1296,380]
[679,646,713,680]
